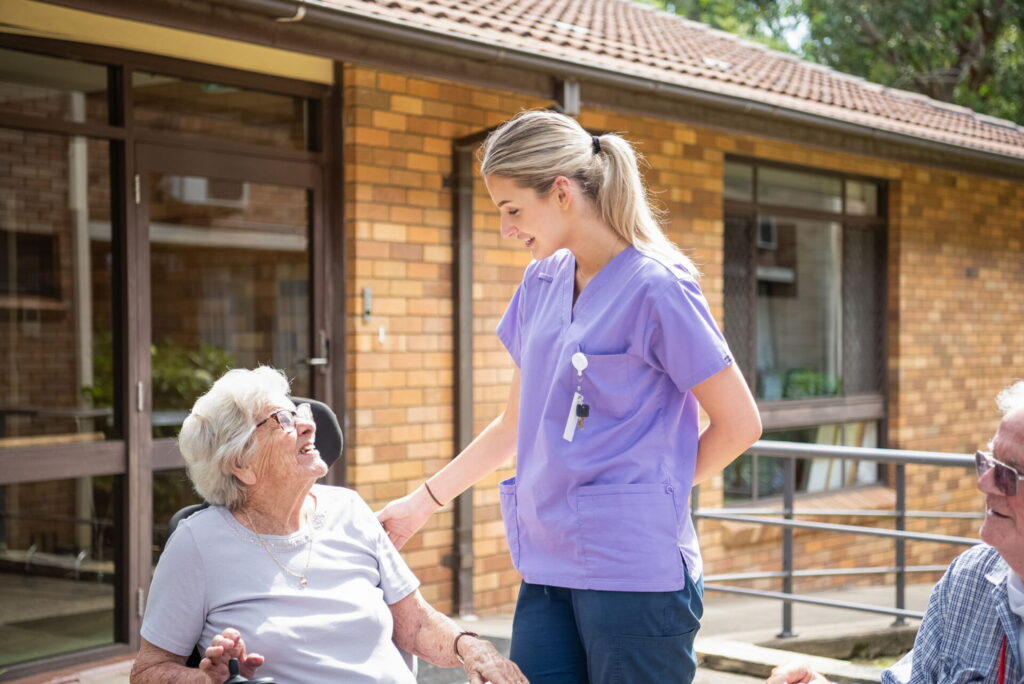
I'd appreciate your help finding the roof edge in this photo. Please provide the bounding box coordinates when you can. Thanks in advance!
[221,0,1024,172]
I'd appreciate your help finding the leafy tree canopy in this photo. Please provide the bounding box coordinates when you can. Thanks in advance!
[643,0,1024,125]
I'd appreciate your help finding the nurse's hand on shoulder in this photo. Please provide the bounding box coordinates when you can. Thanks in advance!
[459,636,529,684]
[377,484,439,549]
[766,660,830,684]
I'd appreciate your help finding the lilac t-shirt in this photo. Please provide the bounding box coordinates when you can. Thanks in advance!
[496,246,732,591]
[141,485,418,684]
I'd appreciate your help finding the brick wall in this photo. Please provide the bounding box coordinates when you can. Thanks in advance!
[340,65,545,613]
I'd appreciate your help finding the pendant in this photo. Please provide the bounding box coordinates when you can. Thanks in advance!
[299,578,308,588]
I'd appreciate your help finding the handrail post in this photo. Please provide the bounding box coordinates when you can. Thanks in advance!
[778,455,796,638]
[892,463,907,626]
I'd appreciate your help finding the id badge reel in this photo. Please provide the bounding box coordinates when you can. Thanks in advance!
[563,352,591,442]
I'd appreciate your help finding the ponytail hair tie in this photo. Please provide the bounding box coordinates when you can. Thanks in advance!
[591,135,602,154]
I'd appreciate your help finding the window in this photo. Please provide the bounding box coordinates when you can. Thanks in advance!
[0,37,331,677]
[723,160,886,501]
[131,72,311,150]
[0,230,59,298]
[0,48,109,124]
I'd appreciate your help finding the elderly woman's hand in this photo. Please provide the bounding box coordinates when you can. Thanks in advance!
[198,628,265,683]
[459,637,528,684]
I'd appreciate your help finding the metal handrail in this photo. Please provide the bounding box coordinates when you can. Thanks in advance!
[710,508,982,519]
[693,439,980,637]
[697,512,978,545]
[747,441,975,466]
[700,585,926,621]
[708,565,950,582]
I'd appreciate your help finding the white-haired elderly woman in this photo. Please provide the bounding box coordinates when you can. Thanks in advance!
[131,367,526,684]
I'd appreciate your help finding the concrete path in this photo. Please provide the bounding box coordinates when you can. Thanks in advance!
[418,581,931,684]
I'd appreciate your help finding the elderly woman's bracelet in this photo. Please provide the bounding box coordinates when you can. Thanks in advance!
[424,481,444,508]
[454,630,480,664]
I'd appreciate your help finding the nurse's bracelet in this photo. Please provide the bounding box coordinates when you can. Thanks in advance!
[423,480,444,507]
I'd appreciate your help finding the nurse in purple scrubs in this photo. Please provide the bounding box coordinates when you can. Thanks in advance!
[379,109,762,683]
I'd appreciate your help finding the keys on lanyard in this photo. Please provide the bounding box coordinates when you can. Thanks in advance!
[563,352,591,442]
[576,401,590,429]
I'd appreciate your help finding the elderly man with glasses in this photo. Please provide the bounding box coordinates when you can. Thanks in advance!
[769,380,1024,684]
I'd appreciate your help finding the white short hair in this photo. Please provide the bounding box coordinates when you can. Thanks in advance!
[178,367,291,509]
[997,381,1024,415]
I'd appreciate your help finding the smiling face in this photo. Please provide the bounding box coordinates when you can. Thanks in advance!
[239,394,328,491]
[485,174,573,260]
[978,408,1024,574]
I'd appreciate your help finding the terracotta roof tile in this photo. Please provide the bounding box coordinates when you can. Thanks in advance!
[326,0,1024,160]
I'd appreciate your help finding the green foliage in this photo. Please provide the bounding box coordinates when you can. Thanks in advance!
[82,332,235,412]
[640,0,793,50]
[784,368,841,399]
[150,339,235,411]
[644,0,1024,125]
[82,329,115,409]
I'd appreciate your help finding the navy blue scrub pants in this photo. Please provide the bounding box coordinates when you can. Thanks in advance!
[509,573,703,684]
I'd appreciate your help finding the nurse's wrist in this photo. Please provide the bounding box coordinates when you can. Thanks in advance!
[420,480,446,511]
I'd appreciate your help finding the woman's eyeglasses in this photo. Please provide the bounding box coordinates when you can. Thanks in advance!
[975,450,1024,497]
[256,403,313,434]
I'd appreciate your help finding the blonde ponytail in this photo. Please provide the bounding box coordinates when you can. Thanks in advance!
[480,110,695,275]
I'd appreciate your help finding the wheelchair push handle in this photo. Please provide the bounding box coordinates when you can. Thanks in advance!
[223,657,277,684]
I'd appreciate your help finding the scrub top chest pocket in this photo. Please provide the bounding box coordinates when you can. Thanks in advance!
[572,348,638,422]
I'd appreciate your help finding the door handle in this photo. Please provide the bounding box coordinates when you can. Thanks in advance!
[306,329,329,370]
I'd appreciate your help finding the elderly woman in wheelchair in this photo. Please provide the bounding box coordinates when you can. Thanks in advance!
[130,367,526,684]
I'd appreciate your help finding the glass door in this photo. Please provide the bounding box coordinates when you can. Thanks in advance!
[0,127,121,668]
[135,144,325,555]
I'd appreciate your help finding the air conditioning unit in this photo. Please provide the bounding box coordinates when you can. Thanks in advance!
[165,176,249,209]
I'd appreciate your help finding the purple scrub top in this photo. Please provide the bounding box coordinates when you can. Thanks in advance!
[496,246,733,592]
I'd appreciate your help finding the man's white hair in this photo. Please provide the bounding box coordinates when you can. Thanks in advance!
[997,381,1024,416]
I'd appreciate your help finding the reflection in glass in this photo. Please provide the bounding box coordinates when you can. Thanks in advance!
[724,161,753,201]
[152,469,202,560]
[724,422,879,502]
[0,476,117,666]
[846,180,879,216]
[0,48,108,124]
[758,167,842,213]
[0,130,115,445]
[132,72,309,150]
[755,216,841,401]
[148,174,310,438]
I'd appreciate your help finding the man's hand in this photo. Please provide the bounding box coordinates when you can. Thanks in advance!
[198,628,265,683]
[767,660,830,684]
[459,636,528,684]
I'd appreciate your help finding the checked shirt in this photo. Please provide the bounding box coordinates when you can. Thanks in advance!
[883,544,1020,684]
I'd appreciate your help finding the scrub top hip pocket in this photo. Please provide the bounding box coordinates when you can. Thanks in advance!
[576,483,684,587]
[499,477,521,568]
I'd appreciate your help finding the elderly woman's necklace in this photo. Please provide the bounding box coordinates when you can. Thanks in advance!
[243,509,314,588]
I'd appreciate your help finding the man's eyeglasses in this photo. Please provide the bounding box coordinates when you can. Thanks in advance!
[975,450,1024,497]
[256,403,313,434]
